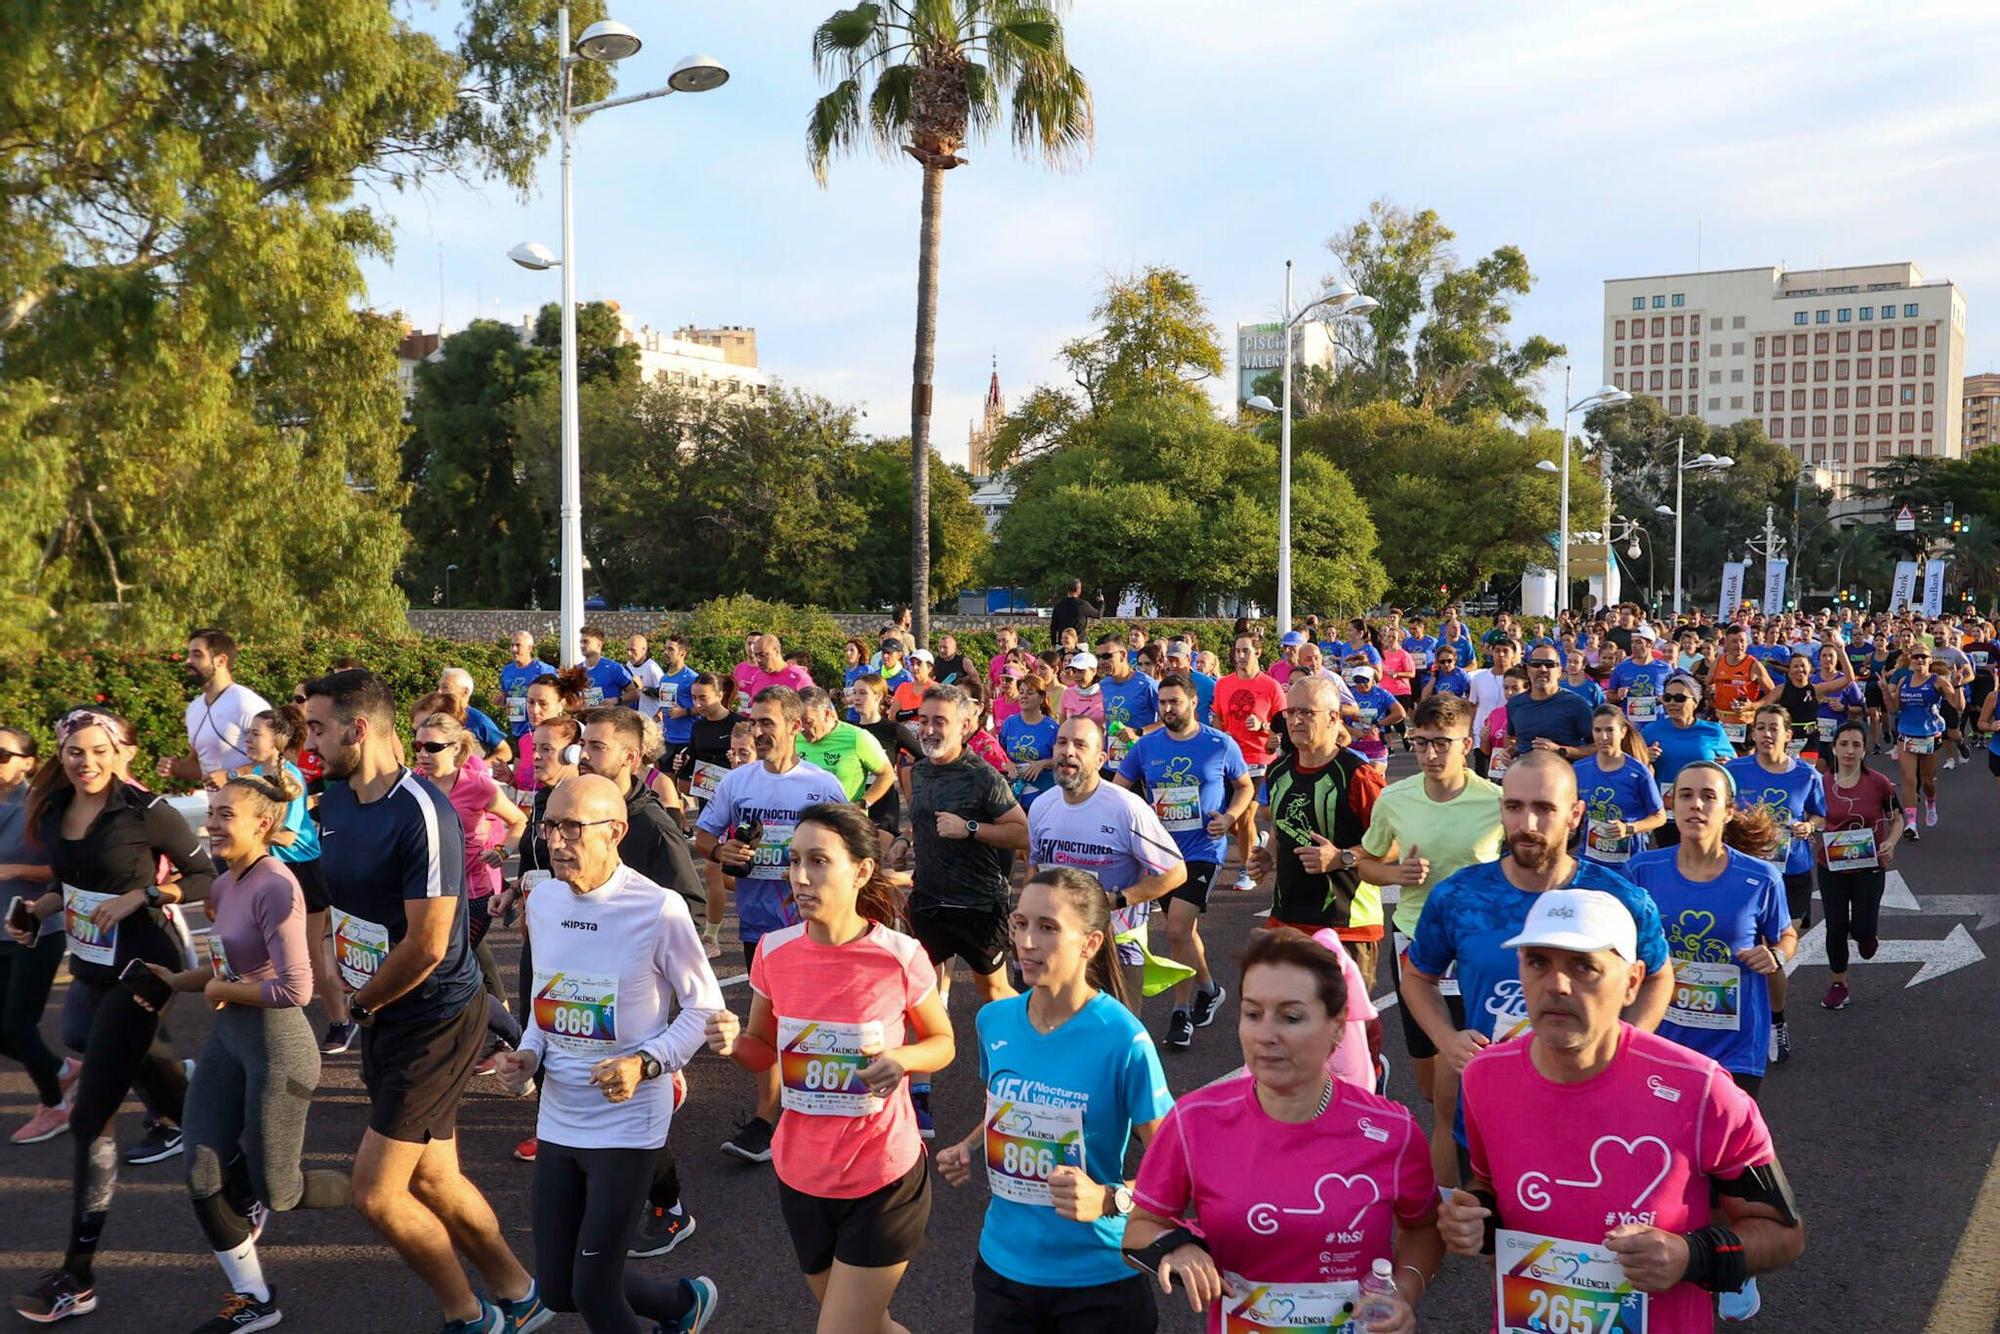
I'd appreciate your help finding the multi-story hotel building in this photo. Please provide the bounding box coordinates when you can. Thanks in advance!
[1965,371,2000,451]
[1602,263,1967,491]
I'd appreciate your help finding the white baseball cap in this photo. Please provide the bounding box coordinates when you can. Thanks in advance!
[1632,623,1657,641]
[1068,651,1097,671]
[909,648,935,663]
[1501,889,1638,962]
[1346,665,1377,685]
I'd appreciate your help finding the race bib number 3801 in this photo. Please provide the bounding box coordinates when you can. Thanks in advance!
[1496,1229,1647,1334]
[329,908,389,991]
[777,1017,884,1116]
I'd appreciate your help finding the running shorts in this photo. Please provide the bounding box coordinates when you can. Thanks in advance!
[359,997,486,1143]
[777,1154,931,1273]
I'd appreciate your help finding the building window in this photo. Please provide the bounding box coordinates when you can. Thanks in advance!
[1772,364,1785,384]
[1669,395,1683,413]
[1754,392,1765,411]
[1925,325,1938,347]
[1709,370,1721,384]
[1711,317,1723,331]
[1923,383,1934,404]
[1834,415,1847,435]
[1671,369,1684,389]
[1924,354,1935,373]
[1731,369,1744,383]
[1792,417,1807,437]
[1903,328,1918,348]
[1901,386,1916,405]
[1671,343,1683,363]
[1731,341,1745,355]
[1650,371,1663,391]
[1652,317,1666,336]
[1671,316,1685,336]
[1707,397,1720,410]
[1772,417,1785,438]
[1614,319,1625,339]
[1614,347,1625,366]
[1858,386,1872,407]
[1859,306,1873,320]
[1753,337,1766,357]
[1731,395,1744,410]
[1836,332,1850,352]
[1814,361,1829,382]
[1794,335,1808,354]
[1689,341,1701,359]
[1653,295,1666,309]
[1878,413,1892,432]
[1858,331,1873,351]
[1923,411,1935,431]
[1904,302,1919,317]
[1900,355,1916,376]
[1856,359,1871,380]
[1815,332,1830,353]
[1794,312,1808,326]
[1815,310,1830,324]
[1814,389,1828,409]
[1835,360,1850,380]
[1632,296,1645,311]
[1792,389,1807,410]
[1919,439,1931,455]
[1733,315,1747,329]
[1672,293,1685,307]
[1838,308,1852,322]
[1855,444,1869,463]
[1880,356,1894,375]
[1836,387,1849,407]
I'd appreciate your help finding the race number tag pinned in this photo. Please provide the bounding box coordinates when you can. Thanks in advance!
[983,1093,1083,1206]
[1495,1229,1647,1334]
[777,1018,884,1116]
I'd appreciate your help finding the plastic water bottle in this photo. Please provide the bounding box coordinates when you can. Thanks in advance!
[1355,1257,1399,1331]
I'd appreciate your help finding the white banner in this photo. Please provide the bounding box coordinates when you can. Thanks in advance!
[1719,562,1747,618]
[1890,560,1920,612]
[1762,559,1788,614]
[1923,559,1947,618]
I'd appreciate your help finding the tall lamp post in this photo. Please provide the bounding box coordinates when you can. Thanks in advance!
[509,6,727,665]
[1540,370,1631,615]
[1244,260,1377,633]
[1655,437,1734,617]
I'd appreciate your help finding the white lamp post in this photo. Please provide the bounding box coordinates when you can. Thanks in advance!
[1244,261,1377,633]
[1659,438,1734,617]
[510,7,727,666]
[1544,370,1632,615]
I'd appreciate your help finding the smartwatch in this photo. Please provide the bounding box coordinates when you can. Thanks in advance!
[638,1054,664,1082]
[1337,847,1358,871]
[143,883,164,908]
[964,820,981,839]
[350,1000,376,1026]
[1111,1184,1135,1217]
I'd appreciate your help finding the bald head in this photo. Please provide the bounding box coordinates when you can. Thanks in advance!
[1502,748,1577,803]
[543,773,628,891]
[547,771,624,824]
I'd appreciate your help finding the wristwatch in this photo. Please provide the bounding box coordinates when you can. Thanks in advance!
[143,883,163,908]
[1111,1184,1135,1217]
[1337,847,1358,871]
[638,1054,664,1082]
[964,820,981,839]
[350,1000,376,1026]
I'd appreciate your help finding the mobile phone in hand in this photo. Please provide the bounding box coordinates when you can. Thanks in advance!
[120,957,173,1009]
[7,896,34,936]
[738,818,764,849]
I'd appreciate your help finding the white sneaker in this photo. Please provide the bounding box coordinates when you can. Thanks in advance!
[1719,1277,1760,1322]
[1233,871,1255,892]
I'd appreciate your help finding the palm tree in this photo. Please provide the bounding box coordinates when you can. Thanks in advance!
[808,1,1092,644]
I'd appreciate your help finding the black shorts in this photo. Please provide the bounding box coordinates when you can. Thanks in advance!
[777,1154,930,1273]
[289,857,329,914]
[908,898,1009,976]
[972,1257,1157,1334]
[1864,681,1884,712]
[358,995,487,1143]
[869,792,902,836]
[1942,700,1964,732]
[1731,1070,1763,1101]
[1391,935,1464,1061]
[1165,861,1219,913]
[1783,870,1814,925]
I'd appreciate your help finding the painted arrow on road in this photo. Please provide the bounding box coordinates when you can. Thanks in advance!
[1787,921,1985,986]
[1887,895,2000,931]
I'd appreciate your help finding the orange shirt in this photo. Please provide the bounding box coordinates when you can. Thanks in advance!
[1710,652,1763,715]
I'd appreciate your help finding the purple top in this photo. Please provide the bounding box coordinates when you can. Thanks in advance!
[209,856,313,1008]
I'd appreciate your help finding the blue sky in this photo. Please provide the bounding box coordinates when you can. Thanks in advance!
[365,1,2000,468]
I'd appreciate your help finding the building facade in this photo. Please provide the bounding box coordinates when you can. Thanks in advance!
[1965,371,2000,452]
[1602,263,1968,492]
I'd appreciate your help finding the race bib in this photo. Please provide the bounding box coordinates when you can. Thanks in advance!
[330,907,390,991]
[208,934,236,981]
[520,869,552,894]
[983,1092,1084,1206]
[507,694,528,726]
[1722,722,1747,745]
[1822,827,1879,872]
[777,1017,885,1116]
[1153,784,1203,833]
[1668,960,1741,1031]
[1903,734,1938,755]
[748,820,796,880]
[1410,651,1431,669]
[1354,707,1379,731]
[532,969,618,1053]
[62,886,119,967]
[1220,1277,1364,1332]
[1817,717,1837,743]
[690,762,727,802]
[1495,1230,1647,1334]
[1488,751,1512,781]
[583,685,604,707]
[1785,737,1809,759]
[1626,695,1658,723]
[1585,820,1632,864]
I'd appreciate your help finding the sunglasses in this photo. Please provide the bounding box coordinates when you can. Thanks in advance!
[1527,660,1560,669]
[290,696,307,705]
[0,748,31,762]
[413,740,455,754]
[1663,693,1697,704]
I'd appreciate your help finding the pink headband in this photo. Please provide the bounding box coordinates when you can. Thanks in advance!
[57,709,126,744]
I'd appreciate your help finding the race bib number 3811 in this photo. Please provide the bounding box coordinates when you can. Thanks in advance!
[1496,1229,1647,1334]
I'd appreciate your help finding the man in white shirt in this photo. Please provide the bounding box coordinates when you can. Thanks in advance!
[160,627,270,787]
[626,633,667,722]
[1465,636,1517,779]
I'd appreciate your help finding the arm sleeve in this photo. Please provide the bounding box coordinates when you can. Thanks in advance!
[1462,1061,1493,1186]
[1347,760,1386,827]
[141,795,216,904]
[1131,1104,1194,1219]
[1115,743,1145,785]
[255,866,315,1008]
[645,898,726,1072]
[1804,770,1827,819]
[1360,793,1397,858]
[1404,886,1457,978]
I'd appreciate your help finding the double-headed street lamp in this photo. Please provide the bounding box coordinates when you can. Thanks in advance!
[1651,437,1734,617]
[509,6,727,666]
[1536,371,1632,615]
[1244,259,1378,633]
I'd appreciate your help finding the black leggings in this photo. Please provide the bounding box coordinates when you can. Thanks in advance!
[60,975,189,1282]
[0,934,66,1106]
[1818,865,1885,974]
[532,1142,694,1333]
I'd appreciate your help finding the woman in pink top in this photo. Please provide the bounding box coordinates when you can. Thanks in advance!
[509,676,567,794]
[1126,929,1440,1332]
[413,712,526,1019]
[707,802,954,1334]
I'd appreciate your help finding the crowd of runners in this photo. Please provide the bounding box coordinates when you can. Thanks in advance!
[0,597,1985,1331]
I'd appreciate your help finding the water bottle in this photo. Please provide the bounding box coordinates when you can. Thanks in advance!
[1355,1257,1399,1331]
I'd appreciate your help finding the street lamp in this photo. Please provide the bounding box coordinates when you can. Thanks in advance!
[1544,370,1632,615]
[445,562,459,608]
[1659,439,1733,617]
[510,6,728,667]
[1243,260,1377,633]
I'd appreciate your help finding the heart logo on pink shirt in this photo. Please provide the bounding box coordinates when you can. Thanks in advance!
[1516,1135,1674,1214]
[1246,1171,1383,1236]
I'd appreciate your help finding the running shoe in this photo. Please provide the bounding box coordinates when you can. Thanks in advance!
[513,1136,538,1163]
[1820,982,1850,1011]
[1374,1053,1392,1097]
[12,1271,95,1324]
[661,1277,719,1333]
[1165,1009,1194,1049]
[56,1058,81,1096]
[720,1116,774,1163]
[320,1022,359,1055]
[629,1206,697,1258]
[11,1103,69,1146]
[1903,813,1919,843]
[910,1080,934,1140]
[1770,1021,1792,1064]
[190,1289,282,1332]
[1943,753,1959,771]
[125,1118,184,1165]
[495,1282,551,1333]
[1858,935,1880,960]
[1923,797,1938,828]
[1718,1276,1760,1322]
[438,1303,501,1334]
[702,934,722,961]
[1232,870,1256,892]
[1190,984,1226,1028]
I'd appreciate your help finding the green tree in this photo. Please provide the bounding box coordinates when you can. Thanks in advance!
[846,441,990,606]
[807,0,1093,642]
[1313,199,1563,424]
[0,0,606,651]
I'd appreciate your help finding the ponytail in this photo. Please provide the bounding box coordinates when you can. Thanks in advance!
[1023,866,1130,1009]
[223,764,305,846]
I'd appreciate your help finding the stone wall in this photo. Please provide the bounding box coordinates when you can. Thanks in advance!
[404,609,1239,644]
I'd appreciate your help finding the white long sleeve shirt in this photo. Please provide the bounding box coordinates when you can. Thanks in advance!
[521,862,725,1149]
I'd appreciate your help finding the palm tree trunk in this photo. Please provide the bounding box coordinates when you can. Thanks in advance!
[908,163,944,646]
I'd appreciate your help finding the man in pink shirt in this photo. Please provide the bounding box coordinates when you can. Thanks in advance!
[739,633,814,696]
[1440,890,1805,1330]
[986,624,1019,688]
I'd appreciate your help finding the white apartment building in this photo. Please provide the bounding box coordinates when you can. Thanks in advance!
[503,303,772,403]
[1602,263,1967,491]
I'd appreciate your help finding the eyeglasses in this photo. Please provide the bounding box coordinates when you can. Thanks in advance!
[413,740,455,754]
[290,696,307,705]
[1663,693,1697,704]
[537,817,618,842]
[1095,652,1116,661]
[1409,736,1466,753]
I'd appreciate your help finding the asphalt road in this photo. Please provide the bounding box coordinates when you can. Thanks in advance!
[5,749,2000,1332]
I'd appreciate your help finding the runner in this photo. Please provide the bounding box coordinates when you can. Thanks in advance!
[742,635,816,696]
[1211,634,1285,891]
[1343,665,1406,773]
[625,634,666,727]
[1420,643,1472,701]
[692,686,849,1165]
[705,802,953,1334]
[1122,928,1440,1332]
[1247,676,1386,986]
[935,867,1174,1333]
[437,669,512,765]
[1574,706,1667,869]
[302,670,550,1334]
[146,768,352,1334]
[1055,652,1103,726]
[12,708,214,1324]
[849,674,920,855]
[492,774,725,1334]
[159,628,272,789]
[1355,694,1504,1109]
[413,712,527,1029]
[0,728,69,1147]
[1504,646,1595,762]
[1811,723,1900,1010]
[679,674,744,955]
[578,625,636,709]
[496,631,558,757]
[1641,673,1736,840]
[1758,653,1846,764]
[1400,752,1671,1187]
[1025,717,1186,1010]
[1441,888,1805,1329]
[1094,635,1160,772]
[1165,639,1217,726]
[796,688,897,808]
[1883,644,1959,836]
[1607,624,1673,730]
[1466,639,1519,778]
[1115,673,1253,1050]
[996,670,1059,813]
[1810,645,1868,768]
[1709,624,1774,745]
[509,676,570,802]
[1558,651,1606,709]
